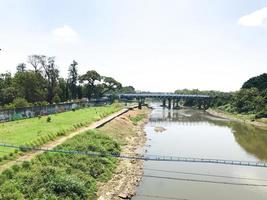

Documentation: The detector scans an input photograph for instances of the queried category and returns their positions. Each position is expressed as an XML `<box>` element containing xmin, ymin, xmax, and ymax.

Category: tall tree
<box><xmin>100</xmin><ymin>76</ymin><xmax>122</xmax><ymax>96</ymax></box>
<box><xmin>67</xmin><ymin>60</ymin><xmax>78</xmax><ymax>99</ymax></box>
<box><xmin>28</xmin><ymin>55</ymin><xmax>46</xmax><ymax>73</ymax></box>
<box><xmin>41</xmin><ymin>57</ymin><xmax>60</xmax><ymax>103</ymax></box>
<box><xmin>79</xmin><ymin>70</ymin><xmax>101</xmax><ymax>99</ymax></box>
<box><xmin>58</xmin><ymin>78</ymin><xmax>69</xmax><ymax>102</ymax></box>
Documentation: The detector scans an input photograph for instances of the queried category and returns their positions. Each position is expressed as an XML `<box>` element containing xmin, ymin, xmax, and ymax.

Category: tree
<box><xmin>242</xmin><ymin>73</ymin><xmax>267</xmax><ymax>91</ymax></box>
<box><xmin>58</xmin><ymin>78</ymin><xmax>69</xmax><ymax>102</ymax></box>
<box><xmin>100</xmin><ymin>76</ymin><xmax>122</xmax><ymax>95</ymax></box>
<box><xmin>16</xmin><ymin>63</ymin><xmax>26</xmax><ymax>73</ymax></box>
<box><xmin>0</xmin><ymin>72</ymin><xmax>15</xmax><ymax>105</ymax></box>
<box><xmin>79</xmin><ymin>70</ymin><xmax>101</xmax><ymax>99</ymax></box>
<box><xmin>118</xmin><ymin>86</ymin><xmax>135</xmax><ymax>94</ymax></box>
<box><xmin>0</xmin><ymin>87</ymin><xmax>17</xmax><ymax>105</ymax></box>
<box><xmin>67</xmin><ymin>60</ymin><xmax>78</xmax><ymax>99</ymax></box>
<box><xmin>0</xmin><ymin>72</ymin><xmax>12</xmax><ymax>88</ymax></box>
<box><xmin>232</xmin><ymin>88</ymin><xmax>264</xmax><ymax>114</ymax></box>
<box><xmin>28</xmin><ymin>55</ymin><xmax>46</xmax><ymax>73</ymax></box>
<box><xmin>13</xmin><ymin>70</ymin><xmax>46</xmax><ymax>103</ymax></box>
<box><xmin>43</xmin><ymin>57</ymin><xmax>60</xmax><ymax>103</ymax></box>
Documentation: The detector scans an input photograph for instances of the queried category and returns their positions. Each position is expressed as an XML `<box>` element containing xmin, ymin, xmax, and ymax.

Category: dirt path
<box><xmin>97</xmin><ymin>108</ymin><xmax>150</xmax><ymax>200</ymax></box>
<box><xmin>0</xmin><ymin>108</ymin><xmax>131</xmax><ymax>173</ymax></box>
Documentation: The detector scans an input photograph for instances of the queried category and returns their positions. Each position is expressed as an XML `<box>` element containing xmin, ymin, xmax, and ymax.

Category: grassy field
<box><xmin>0</xmin><ymin>104</ymin><xmax>122</xmax><ymax>160</ymax></box>
<box><xmin>0</xmin><ymin>130</ymin><xmax>120</xmax><ymax>200</ymax></box>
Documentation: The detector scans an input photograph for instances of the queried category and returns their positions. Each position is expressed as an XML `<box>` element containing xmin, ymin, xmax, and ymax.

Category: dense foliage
<box><xmin>0</xmin><ymin>130</ymin><xmax>120</xmax><ymax>200</ymax></box>
<box><xmin>175</xmin><ymin>73</ymin><xmax>267</xmax><ymax>119</ymax></box>
<box><xmin>0</xmin><ymin>55</ymin><xmax>135</xmax><ymax>109</ymax></box>
<box><xmin>242</xmin><ymin>73</ymin><xmax>267</xmax><ymax>91</ymax></box>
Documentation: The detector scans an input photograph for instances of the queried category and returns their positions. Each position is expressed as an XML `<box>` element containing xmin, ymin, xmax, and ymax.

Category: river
<box><xmin>133</xmin><ymin>104</ymin><xmax>267</xmax><ymax>200</ymax></box>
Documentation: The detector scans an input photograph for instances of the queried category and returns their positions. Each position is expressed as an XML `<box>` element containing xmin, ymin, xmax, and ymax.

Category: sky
<box><xmin>0</xmin><ymin>0</ymin><xmax>267</xmax><ymax>92</ymax></box>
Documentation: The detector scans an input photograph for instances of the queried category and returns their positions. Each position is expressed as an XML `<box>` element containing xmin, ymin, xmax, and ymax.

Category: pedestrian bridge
<box><xmin>119</xmin><ymin>93</ymin><xmax>211</xmax><ymax>109</ymax></box>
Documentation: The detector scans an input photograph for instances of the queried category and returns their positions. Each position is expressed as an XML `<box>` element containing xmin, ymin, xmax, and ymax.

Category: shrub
<box><xmin>12</xmin><ymin>97</ymin><xmax>29</xmax><ymax>108</ymax></box>
<box><xmin>22</xmin><ymin>161</ymin><xmax>31</xmax><ymax>169</ymax></box>
<box><xmin>47</xmin><ymin>116</ymin><xmax>51</xmax><ymax>123</ymax></box>
<box><xmin>0</xmin><ymin>182</ymin><xmax>24</xmax><ymax>200</ymax></box>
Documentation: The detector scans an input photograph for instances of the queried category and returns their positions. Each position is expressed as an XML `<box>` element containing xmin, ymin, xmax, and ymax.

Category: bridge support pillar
<box><xmin>173</xmin><ymin>98</ymin><xmax>175</xmax><ymax>108</ymax></box>
<box><xmin>168</xmin><ymin>98</ymin><xmax>171</xmax><ymax>109</ymax></box>
<box><xmin>163</xmin><ymin>99</ymin><xmax>166</xmax><ymax>107</ymax></box>
<box><xmin>138</xmin><ymin>98</ymin><xmax>142</xmax><ymax>109</ymax></box>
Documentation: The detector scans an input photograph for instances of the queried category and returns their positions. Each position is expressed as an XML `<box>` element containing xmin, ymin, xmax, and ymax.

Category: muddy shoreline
<box><xmin>97</xmin><ymin>108</ymin><xmax>151</xmax><ymax>200</ymax></box>
<box><xmin>206</xmin><ymin>108</ymin><xmax>267</xmax><ymax>130</ymax></box>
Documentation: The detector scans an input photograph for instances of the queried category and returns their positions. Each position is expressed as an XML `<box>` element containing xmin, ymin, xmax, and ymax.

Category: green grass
<box><xmin>0</xmin><ymin>104</ymin><xmax>122</xmax><ymax>160</ymax></box>
<box><xmin>211</xmin><ymin>108</ymin><xmax>267</xmax><ymax>124</ymax></box>
<box><xmin>0</xmin><ymin>130</ymin><xmax>120</xmax><ymax>200</ymax></box>
<box><xmin>129</xmin><ymin>114</ymin><xmax>146</xmax><ymax>125</ymax></box>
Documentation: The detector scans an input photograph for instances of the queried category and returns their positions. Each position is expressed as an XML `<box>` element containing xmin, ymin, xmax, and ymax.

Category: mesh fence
<box><xmin>0</xmin><ymin>99</ymin><xmax>110</xmax><ymax>122</ymax></box>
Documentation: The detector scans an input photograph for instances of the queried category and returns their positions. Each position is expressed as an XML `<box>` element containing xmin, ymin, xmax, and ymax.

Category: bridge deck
<box><xmin>119</xmin><ymin>93</ymin><xmax>210</xmax><ymax>99</ymax></box>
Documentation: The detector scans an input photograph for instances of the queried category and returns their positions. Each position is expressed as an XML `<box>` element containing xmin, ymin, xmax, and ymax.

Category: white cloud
<box><xmin>51</xmin><ymin>25</ymin><xmax>79</xmax><ymax>43</ymax></box>
<box><xmin>238</xmin><ymin>7</ymin><xmax>267</xmax><ymax>27</ymax></box>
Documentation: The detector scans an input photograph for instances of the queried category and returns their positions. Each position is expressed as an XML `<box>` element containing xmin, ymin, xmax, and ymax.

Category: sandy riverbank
<box><xmin>97</xmin><ymin>107</ymin><xmax>150</xmax><ymax>200</ymax></box>
<box><xmin>206</xmin><ymin>108</ymin><xmax>267</xmax><ymax>130</ymax></box>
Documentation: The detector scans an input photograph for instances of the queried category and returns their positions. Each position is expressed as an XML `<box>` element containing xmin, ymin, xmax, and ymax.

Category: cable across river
<box><xmin>0</xmin><ymin>143</ymin><xmax>267</xmax><ymax>168</ymax></box>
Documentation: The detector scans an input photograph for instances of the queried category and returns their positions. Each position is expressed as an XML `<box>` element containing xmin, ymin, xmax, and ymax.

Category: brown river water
<box><xmin>133</xmin><ymin>104</ymin><xmax>267</xmax><ymax>200</ymax></box>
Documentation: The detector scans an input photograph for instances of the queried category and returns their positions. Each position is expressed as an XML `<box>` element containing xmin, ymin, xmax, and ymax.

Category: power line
<box><xmin>142</xmin><ymin>174</ymin><xmax>267</xmax><ymax>187</ymax></box>
<box><xmin>144</xmin><ymin>168</ymin><xmax>267</xmax><ymax>182</ymax></box>
<box><xmin>136</xmin><ymin>194</ymin><xmax>189</xmax><ymax>200</ymax></box>
<box><xmin>0</xmin><ymin>143</ymin><xmax>267</xmax><ymax>169</ymax></box>
<box><xmin>2</xmin><ymin>143</ymin><xmax>267</xmax><ymax>187</ymax></box>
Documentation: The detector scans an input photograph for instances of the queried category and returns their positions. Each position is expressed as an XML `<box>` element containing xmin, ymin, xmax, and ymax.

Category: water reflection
<box><xmin>150</xmin><ymin>106</ymin><xmax>267</xmax><ymax>161</ymax></box>
<box><xmin>231</xmin><ymin>122</ymin><xmax>267</xmax><ymax>161</ymax></box>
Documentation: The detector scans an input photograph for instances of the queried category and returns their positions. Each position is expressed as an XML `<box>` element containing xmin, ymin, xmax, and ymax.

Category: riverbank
<box><xmin>0</xmin><ymin>106</ymin><xmax>151</xmax><ymax>199</ymax></box>
<box><xmin>0</xmin><ymin>105</ymin><xmax>125</xmax><ymax>173</ymax></box>
<box><xmin>206</xmin><ymin>108</ymin><xmax>267</xmax><ymax>130</ymax></box>
<box><xmin>97</xmin><ymin>107</ymin><xmax>150</xmax><ymax>200</ymax></box>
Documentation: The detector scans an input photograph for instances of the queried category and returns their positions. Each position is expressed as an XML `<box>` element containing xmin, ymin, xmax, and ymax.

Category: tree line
<box><xmin>175</xmin><ymin>73</ymin><xmax>267</xmax><ymax>119</ymax></box>
<box><xmin>0</xmin><ymin>55</ymin><xmax>135</xmax><ymax>109</ymax></box>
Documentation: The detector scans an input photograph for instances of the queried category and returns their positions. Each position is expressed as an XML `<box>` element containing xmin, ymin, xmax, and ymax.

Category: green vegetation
<box><xmin>130</xmin><ymin>114</ymin><xmax>146</xmax><ymax>125</ymax></box>
<box><xmin>0</xmin><ymin>130</ymin><xmax>120</xmax><ymax>200</ymax></box>
<box><xmin>175</xmin><ymin>73</ymin><xmax>267</xmax><ymax>120</ymax></box>
<box><xmin>0</xmin><ymin>55</ymin><xmax>135</xmax><ymax>109</ymax></box>
<box><xmin>0</xmin><ymin>104</ymin><xmax>121</xmax><ymax>161</ymax></box>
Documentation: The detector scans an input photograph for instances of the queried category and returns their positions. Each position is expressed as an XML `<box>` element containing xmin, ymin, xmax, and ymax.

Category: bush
<box><xmin>47</xmin><ymin>116</ymin><xmax>51</xmax><ymax>123</ymax></box>
<box><xmin>12</xmin><ymin>97</ymin><xmax>29</xmax><ymax>108</ymax></box>
<box><xmin>0</xmin><ymin>182</ymin><xmax>24</xmax><ymax>200</ymax></box>
<box><xmin>52</xmin><ymin>95</ymin><xmax>61</xmax><ymax>104</ymax></box>
<box><xmin>255</xmin><ymin>110</ymin><xmax>267</xmax><ymax>119</ymax></box>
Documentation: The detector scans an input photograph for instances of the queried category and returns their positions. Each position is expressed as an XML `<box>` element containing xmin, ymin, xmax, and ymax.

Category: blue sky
<box><xmin>0</xmin><ymin>0</ymin><xmax>267</xmax><ymax>92</ymax></box>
